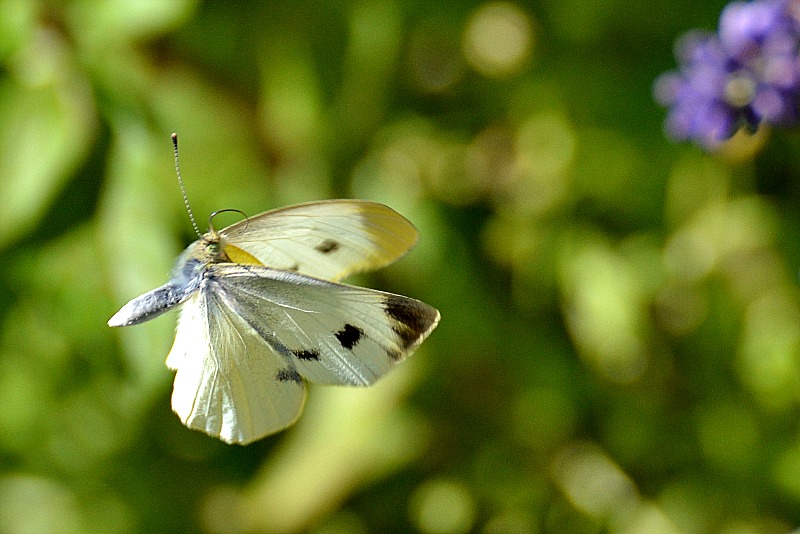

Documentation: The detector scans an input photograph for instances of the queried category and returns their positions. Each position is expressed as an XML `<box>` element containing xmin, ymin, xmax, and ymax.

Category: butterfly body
<box><xmin>109</xmin><ymin>200</ymin><xmax>439</xmax><ymax>445</ymax></box>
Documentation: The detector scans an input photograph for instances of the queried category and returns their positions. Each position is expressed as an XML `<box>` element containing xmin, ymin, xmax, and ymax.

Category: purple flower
<box><xmin>719</xmin><ymin>0</ymin><xmax>791</xmax><ymax>60</ymax></box>
<box><xmin>654</xmin><ymin>32</ymin><xmax>756</xmax><ymax>147</ymax></box>
<box><xmin>655</xmin><ymin>0</ymin><xmax>800</xmax><ymax>148</ymax></box>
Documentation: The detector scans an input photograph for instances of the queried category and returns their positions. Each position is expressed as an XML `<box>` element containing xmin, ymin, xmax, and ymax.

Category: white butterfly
<box><xmin>108</xmin><ymin>137</ymin><xmax>439</xmax><ymax>445</ymax></box>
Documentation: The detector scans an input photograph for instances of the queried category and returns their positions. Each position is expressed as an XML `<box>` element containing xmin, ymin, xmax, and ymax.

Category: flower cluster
<box><xmin>655</xmin><ymin>0</ymin><xmax>800</xmax><ymax>148</ymax></box>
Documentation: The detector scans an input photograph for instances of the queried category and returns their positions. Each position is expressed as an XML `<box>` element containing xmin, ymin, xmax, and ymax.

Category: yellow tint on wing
<box><xmin>356</xmin><ymin>201</ymin><xmax>420</xmax><ymax>268</ymax></box>
<box><xmin>225</xmin><ymin>244</ymin><xmax>264</xmax><ymax>265</ymax></box>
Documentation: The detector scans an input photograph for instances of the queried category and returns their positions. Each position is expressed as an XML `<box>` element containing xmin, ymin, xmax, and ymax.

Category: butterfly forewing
<box><xmin>219</xmin><ymin>200</ymin><xmax>419</xmax><ymax>281</ymax></box>
<box><xmin>167</xmin><ymin>288</ymin><xmax>307</xmax><ymax>444</ymax></box>
<box><xmin>210</xmin><ymin>264</ymin><xmax>440</xmax><ymax>387</ymax></box>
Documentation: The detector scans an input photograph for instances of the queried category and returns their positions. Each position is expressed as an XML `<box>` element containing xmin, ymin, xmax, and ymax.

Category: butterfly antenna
<box><xmin>208</xmin><ymin>208</ymin><xmax>249</xmax><ymax>235</ymax></box>
<box><xmin>172</xmin><ymin>133</ymin><xmax>202</xmax><ymax>238</ymax></box>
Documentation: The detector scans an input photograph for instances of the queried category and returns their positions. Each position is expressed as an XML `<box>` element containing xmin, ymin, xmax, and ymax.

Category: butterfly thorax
<box><xmin>170</xmin><ymin>234</ymin><xmax>229</xmax><ymax>283</ymax></box>
<box><xmin>170</xmin><ymin>232</ymin><xmax>265</xmax><ymax>287</ymax></box>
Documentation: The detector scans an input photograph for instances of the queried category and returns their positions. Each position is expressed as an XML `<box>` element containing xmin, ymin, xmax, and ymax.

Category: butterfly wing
<box><xmin>166</xmin><ymin>284</ymin><xmax>307</xmax><ymax>445</ymax></box>
<box><xmin>208</xmin><ymin>263</ymin><xmax>440</xmax><ymax>387</ymax></box>
<box><xmin>219</xmin><ymin>200</ymin><xmax>419</xmax><ymax>281</ymax></box>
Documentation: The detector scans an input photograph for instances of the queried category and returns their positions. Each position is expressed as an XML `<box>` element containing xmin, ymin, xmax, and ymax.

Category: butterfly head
<box><xmin>200</xmin><ymin>235</ymin><xmax>227</xmax><ymax>261</ymax></box>
<box><xmin>177</xmin><ymin>230</ymin><xmax>262</xmax><ymax>275</ymax></box>
<box><xmin>168</xmin><ymin>235</ymin><xmax>225</xmax><ymax>281</ymax></box>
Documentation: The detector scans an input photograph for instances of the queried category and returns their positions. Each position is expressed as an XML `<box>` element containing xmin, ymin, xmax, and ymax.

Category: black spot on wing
<box><xmin>276</xmin><ymin>368</ymin><xmax>302</xmax><ymax>383</ymax></box>
<box><xmin>335</xmin><ymin>324</ymin><xmax>363</xmax><ymax>350</ymax></box>
<box><xmin>287</xmin><ymin>263</ymin><xmax>300</xmax><ymax>272</ymax></box>
<box><xmin>314</xmin><ymin>239</ymin><xmax>340</xmax><ymax>254</ymax></box>
<box><xmin>384</xmin><ymin>295</ymin><xmax>437</xmax><ymax>349</ymax></box>
<box><xmin>293</xmin><ymin>349</ymin><xmax>320</xmax><ymax>361</ymax></box>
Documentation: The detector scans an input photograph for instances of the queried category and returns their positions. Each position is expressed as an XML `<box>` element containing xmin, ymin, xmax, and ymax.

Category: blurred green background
<box><xmin>2</xmin><ymin>0</ymin><xmax>800</xmax><ymax>532</ymax></box>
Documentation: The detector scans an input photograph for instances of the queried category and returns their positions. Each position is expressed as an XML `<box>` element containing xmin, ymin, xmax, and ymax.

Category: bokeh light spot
<box><xmin>463</xmin><ymin>2</ymin><xmax>534</xmax><ymax>78</ymax></box>
<box><xmin>737</xmin><ymin>291</ymin><xmax>800</xmax><ymax>408</ymax></box>
<box><xmin>560</xmin><ymin>240</ymin><xmax>650</xmax><ymax>383</ymax></box>
<box><xmin>552</xmin><ymin>442</ymin><xmax>637</xmax><ymax>518</ymax></box>
<box><xmin>0</xmin><ymin>475</ymin><xmax>84</xmax><ymax>534</ymax></box>
<box><xmin>505</xmin><ymin>112</ymin><xmax>574</xmax><ymax>215</ymax></box>
<box><xmin>409</xmin><ymin>479</ymin><xmax>476</xmax><ymax>534</ymax></box>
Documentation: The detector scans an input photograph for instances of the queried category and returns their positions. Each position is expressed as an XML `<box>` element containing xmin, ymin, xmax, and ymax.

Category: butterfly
<box><xmin>107</xmin><ymin>135</ymin><xmax>440</xmax><ymax>445</ymax></box>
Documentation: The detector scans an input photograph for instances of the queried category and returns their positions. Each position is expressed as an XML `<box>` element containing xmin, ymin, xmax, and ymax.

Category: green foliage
<box><xmin>1</xmin><ymin>1</ymin><xmax>799</xmax><ymax>533</ymax></box>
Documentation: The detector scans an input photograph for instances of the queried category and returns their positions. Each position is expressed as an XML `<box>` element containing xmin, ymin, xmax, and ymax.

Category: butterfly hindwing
<box><xmin>209</xmin><ymin>263</ymin><xmax>440</xmax><ymax>387</ymax></box>
<box><xmin>166</xmin><ymin>287</ymin><xmax>307</xmax><ymax>445</ymax></box>
<box><xmin>219</xmin><ymin>200</ymin><xmax>419</xmax><ymax>281</ymax></box>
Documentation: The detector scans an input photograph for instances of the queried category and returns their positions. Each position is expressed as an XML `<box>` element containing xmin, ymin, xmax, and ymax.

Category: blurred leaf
<box><xmin>66</xmin><ymin>0</ymin><xmax>196</xmax><ymax>48</ymax></box>
<box><xmin>0</xmin><ymin>78</ymin><xmax>95</xmax><ymax>247</ymax></box>
<box><xmin>99</xmin><ymin>124</ymin><xmax>178</xmax><ymax>392</ymax></box>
